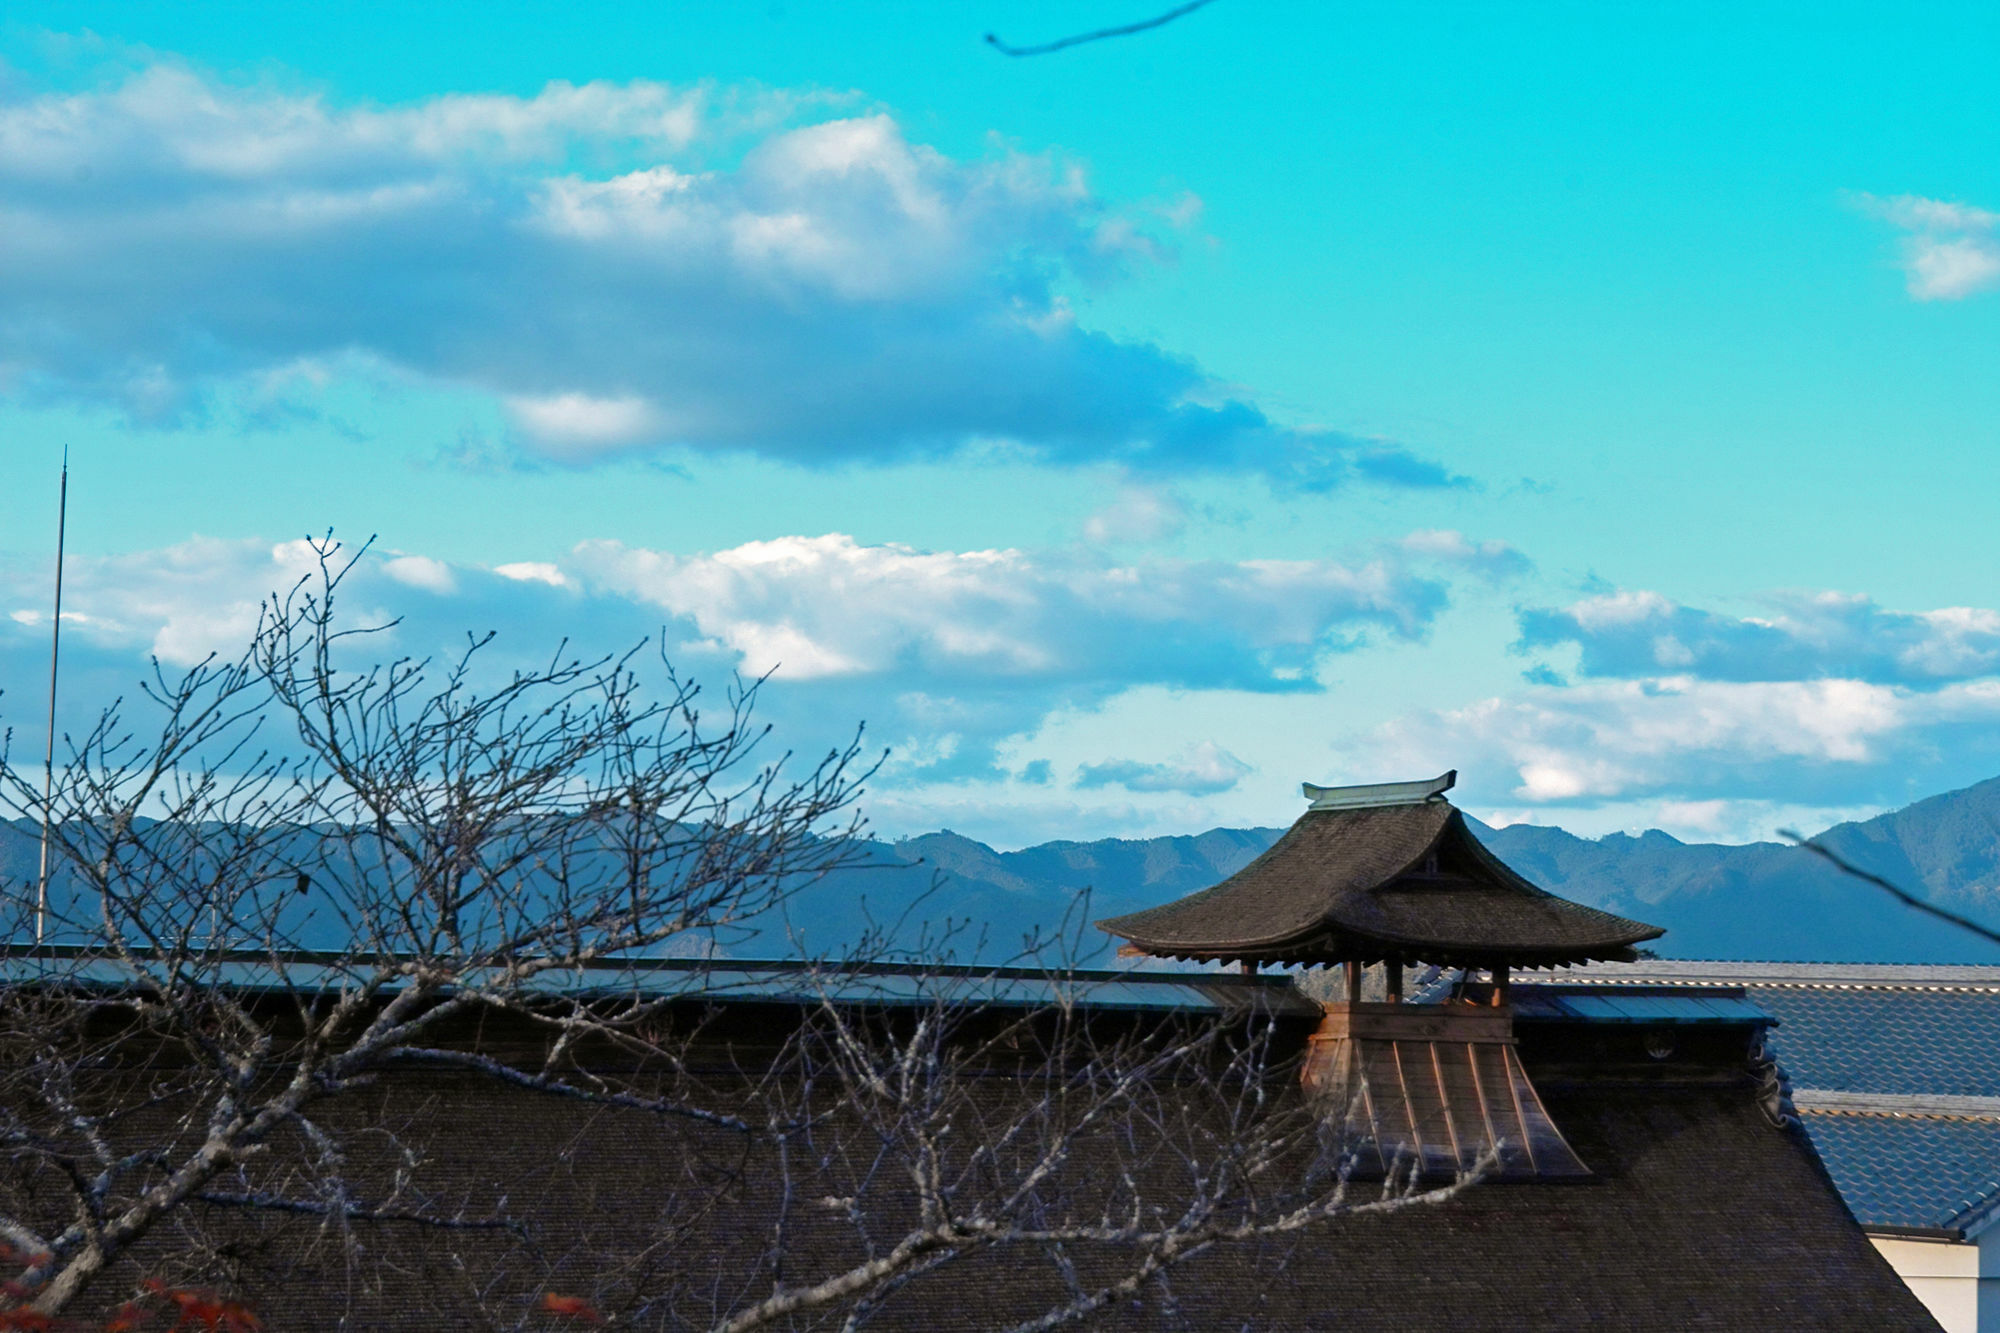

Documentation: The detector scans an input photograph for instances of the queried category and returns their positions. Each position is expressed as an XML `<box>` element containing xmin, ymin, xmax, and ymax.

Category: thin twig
<box><xmin>1780</xmin><ymin>830</ymin><xmax>2000</xmax><ymax>948</ymax></box>
<box><xmin>986</xmin><ymin>0</ymin><xmax>1221</xmax><ymax>56</ymax></box>
<box><xmin>194</xmin><ymin>1191</ymin><xmax>525</xmax><ymax>1235</ymax></box>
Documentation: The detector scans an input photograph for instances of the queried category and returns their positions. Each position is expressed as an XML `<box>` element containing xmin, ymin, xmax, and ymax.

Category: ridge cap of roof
<box><xmin>1797</xmin><ymin>1089</ymin><xmax>2000</xmax><ymax>1119</ymax></box>
<box><xmin>1300</xmin><ymin>769</ymin><xmax>1456</xmax><ymax>811</ymax></box>
<box><xmin>1552</xmin><ymin>959</ymin><xmax>2000</xmax><ymax>992</ymax></box>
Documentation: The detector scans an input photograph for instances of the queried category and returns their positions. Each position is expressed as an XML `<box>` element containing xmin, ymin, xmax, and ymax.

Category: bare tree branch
<box><xmin>986</xmin><ymin>0</ymin><xmax>1222</xmax><ymax>56</ymax></box>
<box><xmin>1781</xmin><ymin>829</ymin><xmax>2000</xmax><ymax>949</ymax></box>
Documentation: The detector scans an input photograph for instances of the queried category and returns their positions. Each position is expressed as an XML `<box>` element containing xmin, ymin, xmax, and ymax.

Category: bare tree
<box><xmin>0</xmin><ymin>538</ymin><xmax>1466</xmax><ymax>1329</ymax></box>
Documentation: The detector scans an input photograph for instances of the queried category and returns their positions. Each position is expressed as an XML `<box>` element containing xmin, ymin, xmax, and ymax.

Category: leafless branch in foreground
<box><xmin>0</xmin><ymin>534</ymin><xmax>876</xmax><ymax>1319</ymax></box>
<box><xmin>986</xmin><ymin>0</ymin><xmax>1222</xmax><ymax>57</ymax></box>
<box><xmin>1781</xmin><ymin>829</ymin><xmax>2000</xmax><ymax>949</ymax></box>
<box><xmin>622</xmin><ymin>950</ymin><xmax>1481</xmax><ymax>1332</ymax></box>
<box><xmin>0</xmin><ymin>534</ymin><xmax>1470</xmax><ymax>1328</ymax></box>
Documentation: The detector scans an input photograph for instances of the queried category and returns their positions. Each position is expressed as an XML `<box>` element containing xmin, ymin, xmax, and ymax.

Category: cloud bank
<box><xmin>0</xmin><ymin>529</ymin><xmax>1508</xmax><ymax>800</ymax></box>
<box><xmin>570</xmin><ymin>533</ymin><xmax>1457</xmax><ymax>689</ymax></box>
<box><xmin>1345</xmin><ymin>586</ymin><xmax>2000</xmax><ymax>836</ymax></box>
<box><xmin>1519</xmin><ymin>589</ymin><xmax>2000</xmax><ymax>684</ymax></box>
<box><xmin>0</xmin><ymin>61</ymin><xmax>1451</xmax><ymax>489</ymax></box>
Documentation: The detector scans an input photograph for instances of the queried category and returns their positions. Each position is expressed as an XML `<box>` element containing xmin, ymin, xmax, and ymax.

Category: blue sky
<box><xmin>3</xmin><ymin>2</ymin><xmax>2000</xmax><ymax>847</ymax></box>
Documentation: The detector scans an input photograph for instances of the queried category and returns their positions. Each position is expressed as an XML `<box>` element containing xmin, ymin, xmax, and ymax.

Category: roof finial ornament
<box><xmin>1300</xmin><ymin>770</ymin><xmax>1455</xmax><ymax>811</ymax></box>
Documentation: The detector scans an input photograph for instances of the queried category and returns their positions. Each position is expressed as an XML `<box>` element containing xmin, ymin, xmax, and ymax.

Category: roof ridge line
<box><xmin>1796</xmin><ymin>1089</ymin><xmax>2000</xmax><ymax>1120</ymax></box>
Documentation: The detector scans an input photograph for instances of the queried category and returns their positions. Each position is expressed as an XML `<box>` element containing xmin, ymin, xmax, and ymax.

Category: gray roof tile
<box><xmin>1802</xmin><ymin>1113</ymin><xmax>2000</xmax><ymax>1231</ymax></box>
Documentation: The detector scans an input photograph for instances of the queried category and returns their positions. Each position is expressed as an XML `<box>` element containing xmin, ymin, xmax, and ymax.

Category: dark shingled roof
<box><xmin>1171</xmin><ymin>1082</ymin><xmax>1937</xmax><ymax>1330</ymax></box>
<box><xmin>1098</xmin><ymin>801</ymin><xmax>1662</xmax><ymax>967</ymax></box>
<box><xmin>70</xmin><ymin>980</ymin><xmax>1926</xmax><ymax>1330</ymax></box>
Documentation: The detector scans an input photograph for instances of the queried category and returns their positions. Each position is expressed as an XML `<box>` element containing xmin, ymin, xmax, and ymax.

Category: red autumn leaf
<box><xmin>0</xmin><ymin>1310</ymin><xmax>56</xmax><ymax>1332</ymax></box>
<box><xmin>103</xmin><ymin>1301</ymin><xmax>152</xmax><ymax>1333</ymax></box>
<box><xmin>135</xmin><ymin>1284</ymin><xmax>257</xmax><ymax>1333</ymax></box>
<box><xmin>538</xmin><ymin>1293</ymin><xmax>605</xmax><ymax>1324</ymax></box>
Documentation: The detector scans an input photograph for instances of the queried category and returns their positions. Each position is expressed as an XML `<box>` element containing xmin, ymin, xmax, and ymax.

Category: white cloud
<box><xmin>0</xmin><ymin>58</ymin><xmax>1452</xmax><ymax>490</ymax></box>
<box><xmin>1519</xmin><ymin>587</ymin><xmax>2000</xmax><ymax>684</ymax></box>
<box><xmin>1396</xmin><ymin>529</ymin><xmax>1533</xmax><ymax>581</ymax></box>
<box><xmin>505</xmin><ymin>393</ymin><xmax>661</xmax><ymax>451</ymax></box>
<box><xmin>17</xmin><ymin>533</ymin><xmax>2000</xmax><ymax>851</ymax></box>
<box><xmin>1906</xmin><ymin>237</ymin><xmax>2000</xmax><ymax>302</ymax></box>
<box><xmin>493</xmin><ymin>562</ymin><xmax>570</xmax><ymax>587</ymax></box>
<box><xmin>381</xmin><ymin>554</ymin><xmax>456</xmax><ymax>594</ymax></box>
<box><xmin>1081</xmin><ymin>486</ymin><xmax>1186</xmax><ymax>544</ymax></box>
<box><xmin>1076</xmin><ymin>741</ymin><xmax>1253</xmax><ymax>795</ymax></box>
<box><xmin>0</xmin><ymin>65</ymin><xmax>717</xmax><ymax>181</ymax></box>
<box><xmin>1359</xmin><ymin>673</ymin><xmax>2000</xmax><ymax>819</ymax></box>
<box><xmin>0</xmin><ymin>536</ymin><xmax>277</xmax><ymax>667</ymax></box>
<box><xmin>0</xmin><ymin>529</ymin><xmax>1486</xmax><ymax>801</ymax></box>
<box><xmin>566</xmin><ymin>532</ymin><xmax>1447</xmax><ymax>684</ymax></box>
<box><xmin>1869</xmin><ymin>195</ymin><xmax>2000</xmax><ymax>233</ymax></box>
<box><xmin>1854</xmin><ymin>191</ymin><xmax>2000</xmax><ymax>301</ymax></box>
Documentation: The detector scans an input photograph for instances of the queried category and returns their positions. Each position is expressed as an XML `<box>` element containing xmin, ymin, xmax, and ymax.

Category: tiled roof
<box><xmin>1555</xmin><ymin>961</ymin><xmax>2000</xmax><ymax>1096</ymax></box>
<box><xmin>1559</xmin><ymin>960</ymin><xmax>2000</xmax><ymax>1234</ymax></box>
<box><xmin>1801</xmin><ymin>1113</ymin><xmax>2000</xmax><ymax>1232</ymax></box>
<box><xmin>1757</xmin><ymin>986</ymin><xmax>2000</xmax><ymax>1097</ymax></box>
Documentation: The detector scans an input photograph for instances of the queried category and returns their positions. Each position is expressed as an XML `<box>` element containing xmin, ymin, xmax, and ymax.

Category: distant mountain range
<box><xmin>11</xmin><ymin>777</ymin><xmax>2000</xmax><ymax>965</ymax></box>
<box><xmin>800</xmin><ymin>776</ymin><xmax>2000</xmax><ymax>965</ymax></box>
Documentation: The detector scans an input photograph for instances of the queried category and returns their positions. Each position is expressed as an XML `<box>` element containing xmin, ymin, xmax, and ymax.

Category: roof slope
<box><xmin>134</xmin><ymin>1039</ymin><xmax>1930</xmax><ymax>1329</ymax></box>
<box><xmin>1099</xmin><ymin>802</ymin><xmax>1662</xmax><ymax>967</ymax></box>
<box><xmin>1805</xmin><ymin>1113</ymin><xmax>2000</xmax><ymax>1234</ymax></box>
<box><xmin>1123</xmin><ymin>1082</ymin><xmax>1935</xmax><ymax>1330</ymax></box>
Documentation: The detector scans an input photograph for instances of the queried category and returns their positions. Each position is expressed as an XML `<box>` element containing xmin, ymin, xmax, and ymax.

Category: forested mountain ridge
<box><xmin>868</xmin><ymin>777</ymin><xmax>2000</xmax><ymax>964</ymax></box>
<box><xmin>9</xmin><ymin>778</ymin><xmax>1999</xmax><ymax>964</ymax></box>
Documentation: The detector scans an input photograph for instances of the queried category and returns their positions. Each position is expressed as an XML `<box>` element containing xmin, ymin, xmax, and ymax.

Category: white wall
<box><xmin>1872</xmin><ymin>1234</ymin><xmax>1978</xmax><ymax>1333</ymax></box>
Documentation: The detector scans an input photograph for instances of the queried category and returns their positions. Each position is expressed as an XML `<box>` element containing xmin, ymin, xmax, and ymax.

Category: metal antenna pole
<box><xmin>36</xmin><ymin>449</ymin><xmax>67</xmax><ymax>945</ymax></box>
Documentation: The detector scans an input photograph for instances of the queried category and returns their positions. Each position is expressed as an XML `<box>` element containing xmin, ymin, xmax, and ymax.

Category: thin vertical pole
<box><xmin>36</xmin><ymin>451</ymin><xmax>68</xmax><ymax>946</ymax></box>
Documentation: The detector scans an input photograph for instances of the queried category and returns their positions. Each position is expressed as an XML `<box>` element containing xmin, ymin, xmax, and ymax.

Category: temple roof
<box><xmin>1097</xmin><ymin>778</ymin><xmax>1663</xmax><ymax>967</ymax></box>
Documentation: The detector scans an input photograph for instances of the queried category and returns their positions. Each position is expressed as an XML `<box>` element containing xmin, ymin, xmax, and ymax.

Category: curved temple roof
<box><xmin>1098</xmin><ymin>784</ymin><xmax>1663</xmax><ymax>968</ymax></box>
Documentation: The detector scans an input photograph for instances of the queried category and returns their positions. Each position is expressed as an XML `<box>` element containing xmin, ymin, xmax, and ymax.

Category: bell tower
<box><xmin>1098</xmin><ymin>772</ymin><xmax>1664</xmax><ymax>1179</ymax></box>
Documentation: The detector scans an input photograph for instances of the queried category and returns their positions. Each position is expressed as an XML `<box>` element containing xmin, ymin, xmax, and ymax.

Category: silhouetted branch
<box><xmin>986</xmin><ymin>0</ymin><xmax>1221</xmax><ymax>56</ymax></box>
<box><xmin>195</xmin><ymin>1191</ymin><xmax>526</xmax><ymax>1235</ymax></box>
<box><xmin>1780</xmin><ymin>829</ymin><xmax>2000</xmax><ymax>949</ymax></box>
